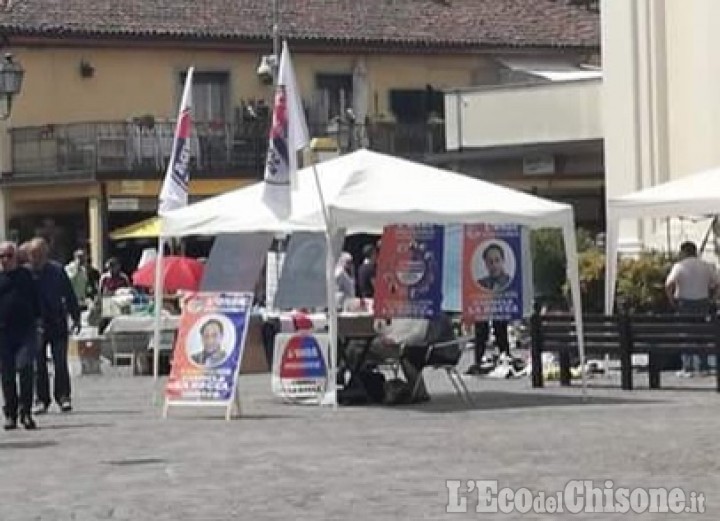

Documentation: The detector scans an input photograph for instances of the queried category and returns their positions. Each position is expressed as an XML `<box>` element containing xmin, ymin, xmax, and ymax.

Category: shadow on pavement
<box><xmin>0</xmin><ymin>440</ymin><xmax>58</xmax><ymax>450</ymax></box>
<box><xmin>71</xmin><ymin>410</ymin><xmax>143</xmax><ymax>416</ymax></box>
<box><xmin>168</xmin><ymin>413</ymin><xmax>301</xmax><ymax>421</ymax></box>
<box><xmin>575</xmin><ymin>381</ymin><xmax>720</xmax><ymax>394</ymax></box>
<box><xmin>393</xmin><ymin>390</ymin><xmax>660</xmax><ymax>414</ymax></box>
<box><xmin>103</xmin><ymin>457</ymin><xmax>168</xmax><ymax>466</ymax></box>
<box><xmin>40</xmin><ymin>422</ymin><xmax>115</xmax><ymax>430</ymax></box>
<box><xmin>635</xmin><ymin>385</ymin><xmax>720</xmax><ymax>393</ymax></box>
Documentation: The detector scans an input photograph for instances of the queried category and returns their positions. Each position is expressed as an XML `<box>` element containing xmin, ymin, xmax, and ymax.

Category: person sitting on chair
<box><xmin>349</xmin><ymin>313</ymin><xmax>454</xmax><ymax>403</ymax></box>
<box><xmin>191</xmin><ymin>319</ymin><xmax>228</xmax><ymax>367</ymax></box>
<box><xmin>366</xmin><ymin>317</ymin><xmax>430</xmax><ymax>402</ymax></box>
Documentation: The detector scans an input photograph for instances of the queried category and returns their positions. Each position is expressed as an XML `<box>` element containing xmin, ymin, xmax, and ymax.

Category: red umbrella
<box><xmin>132</xmin><ymin>256</ymin><xmax>205</xmax><ymax>293</ymax></box>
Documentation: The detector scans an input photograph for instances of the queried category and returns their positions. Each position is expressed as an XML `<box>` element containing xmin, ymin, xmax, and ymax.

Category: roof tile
<box><xmin>0</xmin><ymin>0</ymin><xmax>599</xmax><ymax>48</ymax></box>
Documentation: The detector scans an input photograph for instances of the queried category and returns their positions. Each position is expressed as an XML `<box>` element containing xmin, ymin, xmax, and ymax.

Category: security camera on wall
<box><xmin>257</xmin><ymin>55</ymin><xmax>277</xmax><ymax>85</ymax></box>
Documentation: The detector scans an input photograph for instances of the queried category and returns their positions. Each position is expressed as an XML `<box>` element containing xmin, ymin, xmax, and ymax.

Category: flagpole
<box><xmin>309</xmin><ymin>160</ymin><xmax>338</xmax><ymax>409</ymax></box>
<box><xmin>153</xmin><ymin>236</ymin><xmax>165</xmax><ymax>381</ymax></box>
<box><xmin>155</xmin><ymin>66</ymin><xmax>194</xmax><ymax>391</ymax></box>
<box><xmin>265</xmin><ymin>41</ymin><xmax>336</xmax><ymax>406</ymax></box>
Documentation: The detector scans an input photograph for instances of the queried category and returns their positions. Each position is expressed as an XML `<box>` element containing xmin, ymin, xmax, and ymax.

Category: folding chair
<box><xmin>409</xmin><ymin>334</ymin><xmax>475</xmax><ymax>405</ymax></box>
<box><xmin>107</xmin><ymin>332</ymin><xmax>149</xmax><ymax>375</ymax></box>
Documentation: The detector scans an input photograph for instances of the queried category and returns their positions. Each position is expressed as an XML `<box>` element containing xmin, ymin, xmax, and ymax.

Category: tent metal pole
<box><xmin>604</xmin><ymin>215</ymin><xmax>621</xmax><ymax>315</ymax></box>
<box><xmin>699</xmin><ymin>216</ymin><xmax>717</xmax><ymax>255</ymax></box>
<box><xmin>309</xmin><ymin>161</ymin><xmax>338</xmax><ymax>409</ymax></box>
<box><xmin>562</xmin><ymin>223</ymin><xmax>587</xmax><ymax>397</ymax></box>
<box><xmin>323</xmin><ymin>227</ymin><xmax>338</xmax><ymax>409</ymax></box>
<box><xmin>153</xmin><ymin>236</ymin><xmax>165</xmax><ymax>381</ymax></box>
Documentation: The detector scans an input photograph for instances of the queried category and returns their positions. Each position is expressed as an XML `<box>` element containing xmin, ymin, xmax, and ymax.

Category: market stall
<box><xmin>160</xmin><ymin>149</ymin><xmax>586</xmax><ymax>399</ymax></box>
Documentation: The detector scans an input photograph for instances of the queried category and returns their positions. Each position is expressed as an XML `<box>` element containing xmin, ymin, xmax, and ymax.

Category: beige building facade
<box><xmin>0</xmin><ymin>42</ymin><xmax>500</xmax><ymax>266</ymax></box>
<box><xmin>0</xmin><ymin>0</ymin><xmax>599</xmax><ymax>268</ymax></box>
<box><xmin>602</xmin><ymin>0</ymin><xmax>720</xmax><ymax>252</ymax></box>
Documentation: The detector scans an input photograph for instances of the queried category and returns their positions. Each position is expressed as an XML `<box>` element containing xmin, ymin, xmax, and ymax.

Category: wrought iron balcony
<box><xmin>5</xmin><ymin>119</ymin><xmax>445</xmax><ymax>184</ymax></box>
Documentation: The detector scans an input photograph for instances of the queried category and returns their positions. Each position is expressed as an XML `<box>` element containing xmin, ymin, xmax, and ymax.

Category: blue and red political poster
<box><xmin>462</xmin><ymin>224</ymin><xmax>528</xmax><ymax>322</ymax></box>
<box><xmin>271</xmin><ymin>333</ymin><xmax>329</xmax><ymax>403</ymax></box>
<box><xmin>374</xmin><ymin>224</ymin><xmax>444</xmax><ymax>319</ymax></box>
<box><xmin>165</xmin><ymin>292</ymin><xmax>253</xmax><ymax>403</ymax></box>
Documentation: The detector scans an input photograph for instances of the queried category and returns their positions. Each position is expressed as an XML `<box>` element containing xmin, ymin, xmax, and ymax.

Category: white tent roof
<box><xmin>162</xmin><ymin>149</ymin><xmax>574</xmax><ymax>236</ymax></box>
<box><xmin>158</xmin><ymin>181</ymin><xmax>314</xmax><ymax>236</ymax></box>
<box><xmin>607</xmin><ymin>167</ymin><xmax>720</xmax><ymax>219</ymax></box>
<box><xmin>604</xmin><ymin>166</ymin><xmax>720</xmax><ymax>313</ymax></box>
<box><xmin>298</xmin><ymin>150</ymin><xmax>573</xmax><ymax>230</ymax></box>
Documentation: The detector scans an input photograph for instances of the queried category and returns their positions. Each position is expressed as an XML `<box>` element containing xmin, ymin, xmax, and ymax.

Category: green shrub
<box><xmin>572</xmin><ymin>249</ymin><xmax>674</xmax><ymax>313</ymax></box>
<box><xmin>530</xmin><ymin>228</ymin><xmax>596</xmax><ymax>305</ymax></box>
<box><xmin>530</xmin><ymin>228</ymin><xmax>674</xmax><ymax>313</ymax></box>
<box><xmin>530</xmin><ymin>229</ymin><xmax>567</xmax><ymax>301</ymax></box>
<box><xmin>616</xmin><ymin>251</ymin><xmax>675</xmax><ymax>312</ymax></box>
<box><xmin>576</xmin><ymin>247</ymin><xmax>605</xmax><ymax>312</ymax></box>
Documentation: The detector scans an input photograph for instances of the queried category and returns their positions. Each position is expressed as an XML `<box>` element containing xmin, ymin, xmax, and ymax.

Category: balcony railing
<box><xmin>7</xmin><ymin>120</ymin><xmax>445</xmax><ymax>183</ymax></box>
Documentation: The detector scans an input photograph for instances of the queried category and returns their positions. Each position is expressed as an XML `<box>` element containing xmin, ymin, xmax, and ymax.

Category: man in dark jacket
<box><xmin>0</xmin><ymin>241</ymin><xmax>41</xmax><ymax>430</ymax></box>
<box><xmin>356</xmin><ymin>243</ymin><xmax>378</xmax><ymax>299</ymax></box>
<box><xmin>28</xmin><ymin>237</ymin><xmax>81</xmax><ymax>414</ymax></box>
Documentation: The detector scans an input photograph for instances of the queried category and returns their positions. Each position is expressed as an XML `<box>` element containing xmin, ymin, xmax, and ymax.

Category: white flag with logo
<box><xmin>263</xmin><ymin>41</ymin><xmax>310</xmax><ymax>217</ymax></box>
<box><xmin>159</xmin><ymin>67</ymin><xmax>194</xmax><ymax>214</ymax></box>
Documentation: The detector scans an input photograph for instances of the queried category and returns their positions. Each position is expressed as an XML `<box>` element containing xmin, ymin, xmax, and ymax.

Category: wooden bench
<box><xmin>630</xmin><ymin>314</ymin><xmax>720</xmax><ymax>391</ymax></box>
<box><xmin>530</xmin><ymin>307</ymin><xmax>720</xmax><ymax>391</ymax></box>
<box><xmin>530</xmin><ymin>312</ymin><xmax>628</xmax><ymax>388</ymax></box>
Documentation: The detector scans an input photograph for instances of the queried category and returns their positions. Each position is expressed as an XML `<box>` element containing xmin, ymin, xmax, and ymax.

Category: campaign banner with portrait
<box><xmin>165</xmin><ymin>292</ymin><xmax>253</xmax><ymax>408</ymax></box>
<box><xmin>374</xmin><ymin>224</ymin><xmax>444</xmax><ymax>319</ymax></box>
<box><xmin>271</xmin><ymin>332</ymin><xmax>329</xmax><ymax>404</ymax></box>
<box><xmin>462</xmin><ymin>224</ymin><xmax>531</xmax><ymax>322</ymax></box>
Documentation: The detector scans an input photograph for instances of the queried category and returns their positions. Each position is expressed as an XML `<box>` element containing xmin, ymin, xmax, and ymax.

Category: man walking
<box><xmin>29</xmin><ymin>238</ymin><xmax>81</xmax><ymax>413</ymax></box>
<box><xmin>0</xmin><ymin>242</ymin><xmax>41</xmax><ymax>430</ymax></box>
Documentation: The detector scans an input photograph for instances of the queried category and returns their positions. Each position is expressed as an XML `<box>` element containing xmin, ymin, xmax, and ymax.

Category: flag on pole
<box><xmin>159</xmin><ymin>67</ymin><xmax>194</xmax><ymax>214</ymax></box>
<box><xmin>264</xmin><ymin>41</ymin><xmax>310</xmax><ymax>201</ymax></box>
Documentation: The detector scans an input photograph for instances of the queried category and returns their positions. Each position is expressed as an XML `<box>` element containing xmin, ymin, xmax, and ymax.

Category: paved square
<box><xmin>0</xmin><ymin>366</ymin><xmax>717</xmax><ymax>520</ymax></box>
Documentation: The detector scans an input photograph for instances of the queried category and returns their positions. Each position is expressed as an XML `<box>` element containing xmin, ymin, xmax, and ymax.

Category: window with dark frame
<box><xmin>180</xmin><ymin>71</ymin><xmax>230</xmax><ymax>123</ymax></box>
<box><xmin>389</xmin><ymin>87</ymin><xmax>444</xmax><ymax>124</ymax></box>
<box><xmin>314</xmin><ymin>73</ymin><xmax>353</xmax><ymax>124</ymax></box>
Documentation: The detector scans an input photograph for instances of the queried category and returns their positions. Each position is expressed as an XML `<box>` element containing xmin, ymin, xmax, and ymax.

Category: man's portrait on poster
<box><xmin>472</xmin><ymin>240</ymin><xmax>516</xmax><ymax>293</ymax></box>
<box><xmin>187</xmin><ymin>314</ymin><xmax>236</xmax><ymax>368</ymax></box>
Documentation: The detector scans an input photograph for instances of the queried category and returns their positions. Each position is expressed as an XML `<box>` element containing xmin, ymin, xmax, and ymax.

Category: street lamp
<box><xmin>0</xmin><ymin>53</ymin><xmax>24</xmax><ymax>120</ymax></box>
<box><xmin>256</xmin><ymin>0</ymin><xmax>280</xmax><ymax>84</ymax></box>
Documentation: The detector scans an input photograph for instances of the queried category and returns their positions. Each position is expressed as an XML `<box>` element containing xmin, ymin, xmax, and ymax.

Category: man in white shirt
<box><xmin>665</xmin><ymin>241</ymin><xmax>718</xmax><ymax>375</ymax></box>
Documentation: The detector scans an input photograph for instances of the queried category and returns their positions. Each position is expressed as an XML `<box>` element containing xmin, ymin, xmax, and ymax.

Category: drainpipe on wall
<box><xmin>0</xmin><ymin>189</ymin><xmax>7</xmax><ymax>243</ymax></box>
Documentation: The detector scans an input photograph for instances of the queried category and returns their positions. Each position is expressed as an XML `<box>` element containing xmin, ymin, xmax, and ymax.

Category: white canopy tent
<box><xmin>159</xmin><ymin>149</ymin><xmax>587</xmax><ymax>398</ymax></box>
<box><xmin>605</xmin><ymin>166</ymin><xmax>720</xmax><ymax>313</ymax></box>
